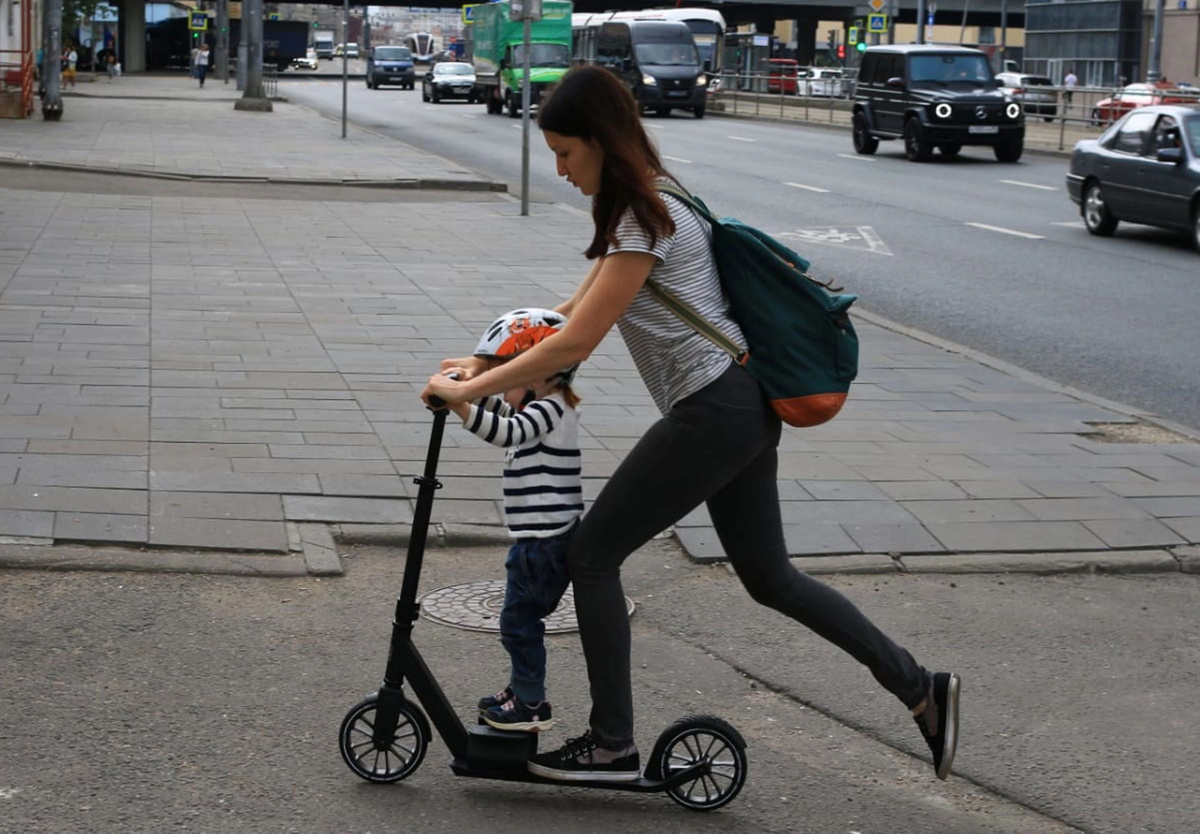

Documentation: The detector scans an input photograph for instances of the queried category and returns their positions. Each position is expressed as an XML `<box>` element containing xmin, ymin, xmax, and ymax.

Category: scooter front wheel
<box><xmin>646</xmin><ymin>715</ymin><xmax>747</xmax><ymax>811</ymax></box>
<box><xmin>339</xmin><ymin>694</ymin><xmax>430</xmax><ymax>783</ymax></box>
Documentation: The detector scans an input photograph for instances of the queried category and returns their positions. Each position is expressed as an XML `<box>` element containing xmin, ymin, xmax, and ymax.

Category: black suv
<box><xmin>852</xmin><ymin>44</ymin><xmax>1024</xmax><ymax>162</ymax></box>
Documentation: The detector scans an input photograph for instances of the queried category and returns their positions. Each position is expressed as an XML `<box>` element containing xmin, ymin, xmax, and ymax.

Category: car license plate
<box><xmin>667</xmin><ymin>91</ymin><xmax>686</xmax><ymax>98</ymax></box>
<box><xmin>969</xmin><ymin>125</ymin><xmax>999</xmax><ymax>134</ymax></box>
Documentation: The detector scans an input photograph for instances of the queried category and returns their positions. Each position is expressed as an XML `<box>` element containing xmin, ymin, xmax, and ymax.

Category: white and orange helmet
<box><xmin>474</xmin><ymin>308</ymin><xmax>578</xmax><ymax>385</ymax></box>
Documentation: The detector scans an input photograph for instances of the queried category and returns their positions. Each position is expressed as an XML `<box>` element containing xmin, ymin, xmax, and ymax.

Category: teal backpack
<box><xmin>651</xmin><ymin>183</ymin><xmax>859</xmax><ymax>427</ymax></box>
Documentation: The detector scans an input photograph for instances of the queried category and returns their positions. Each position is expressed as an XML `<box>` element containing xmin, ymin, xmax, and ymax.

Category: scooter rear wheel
<box><xmin>339</xmin><ymin>694</ymin><xmax>430</xmax><ymax>783</ymax></box>
<box><xmin>645</xmin><ymin>715</ymin><xmax>748</xmax><ymax>811</ymax></box>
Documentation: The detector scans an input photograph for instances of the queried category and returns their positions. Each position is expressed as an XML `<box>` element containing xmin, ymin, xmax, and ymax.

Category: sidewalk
<box><xmin>0</xmin><ymin>75</ymin><xmax>498</xmax><ymax>188</ymax></box>
<box><xmin>2</xmin><ymin>80</ymin><xmax>1199</xmax><ymax>575</ymax></box>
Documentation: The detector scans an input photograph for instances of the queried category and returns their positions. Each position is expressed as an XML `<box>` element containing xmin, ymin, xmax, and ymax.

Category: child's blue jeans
<box><xmin>500</xmin><ymin>525</ymin><xmax>574</xmax><ymax>705</ymax></box>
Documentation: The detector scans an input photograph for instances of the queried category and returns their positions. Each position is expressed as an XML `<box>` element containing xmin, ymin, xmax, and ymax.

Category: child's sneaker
<box><xmin>913</xmin><ymin>671</ymin><xmax>961</xmax><ymax>780</ymax></box>
<box><xmin>476</xmin><ymin>686</ymin><xmax>514</xmax><ymax>713</ymax></box>
<box><xmin>483</xmin><ymin>698</ymin><xmax>554</xmax><ymax>732</ymax></box>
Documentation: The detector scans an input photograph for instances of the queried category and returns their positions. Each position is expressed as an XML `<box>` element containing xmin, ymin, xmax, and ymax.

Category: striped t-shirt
<box><xmin>608</xmin><ymin>182</ymin><xmax>746</xmax><ymax>415</ymax></box>
<box><xmin>462</xmin><ymin>392</ymin><xmax>582</xmax><ymax>539</ymax></box>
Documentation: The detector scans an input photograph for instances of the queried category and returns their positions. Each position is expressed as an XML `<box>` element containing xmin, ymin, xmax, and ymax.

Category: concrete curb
<box><xmin>0</xmin><ymin>525</ymin><xmax>1194</xmax><ymax>578</ymax></box>
<box><xmin>0</xmin><ymin>157</ymin><xmax>506</xmax><ymax>191</ymax></box>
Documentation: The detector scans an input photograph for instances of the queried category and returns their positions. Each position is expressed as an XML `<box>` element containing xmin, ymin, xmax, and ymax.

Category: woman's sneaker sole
<box><xmin>938</xmin><ymin>673</ymin><xmax>960</xmax><ymax>780</ymax></box>
<box><xmin>526</xmin><ymin>760</ymin><xmax>640</xmax><ymax>782</ymax></box>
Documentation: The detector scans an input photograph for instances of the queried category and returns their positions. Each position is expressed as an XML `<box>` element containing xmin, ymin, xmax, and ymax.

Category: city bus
<box><xmin>572</xmin><ymin>8</ymin><xmax>725</xmax><ymax>74</ymax></box>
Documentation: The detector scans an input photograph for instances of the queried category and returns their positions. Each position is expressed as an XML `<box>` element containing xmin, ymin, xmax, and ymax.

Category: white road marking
<box><xmin>662</xmin><ymin>155</ymin><xmax>693</xmax><ymax>164</ymax></box>
<box><xmin>965</xmin><ymin>222</ymin><xmax>1045</xmax><ymax>239</ymax></box>
<box><xmin>784</xmin><ymin>182</ymin><xmax>830</xmax><ymax>193</ymax></box>
<box><xmin>837</xmin><ymin>153</ymin><xmax>876</xmax><ymax>162</ymax></box>
<box><xmin>1000</xmin><ymin>179</ymin><xmax>1057</xmax><ymax>191</ymax></box>
<box><xmin>1051</xmin><ymin>221</ymin><xmax>1086</xmax><ymax>228</ymax></box>
<box><xmin>726</xmin><ymin>135</ymin><xmax>756</xmax><ymax>142</ymax></box>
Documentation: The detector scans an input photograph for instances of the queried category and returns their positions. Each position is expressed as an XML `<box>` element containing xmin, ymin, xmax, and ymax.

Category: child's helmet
<box><xmin>475</xmin><ymin>308</ymin><xmax>579</xmax><ymax>385</ymax></box>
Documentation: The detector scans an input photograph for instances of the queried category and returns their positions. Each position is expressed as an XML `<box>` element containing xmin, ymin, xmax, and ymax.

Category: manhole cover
<box><xmin>418</xmin><ymin>580</ymin><xmax>635</xmax><ymax>634</ymax></box>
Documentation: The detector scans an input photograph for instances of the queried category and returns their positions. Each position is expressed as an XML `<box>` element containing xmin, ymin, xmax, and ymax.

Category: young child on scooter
<box><xmin>438</xmin><ymin>309</ymin><xmax>583</xmax><ymax>733</ymax></box>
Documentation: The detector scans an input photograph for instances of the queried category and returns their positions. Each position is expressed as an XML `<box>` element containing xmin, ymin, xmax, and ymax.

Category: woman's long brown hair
<box><xmin>538</xmin><ymin>66</ymin><xmax>675</xmax><ymax>259</ymax></box>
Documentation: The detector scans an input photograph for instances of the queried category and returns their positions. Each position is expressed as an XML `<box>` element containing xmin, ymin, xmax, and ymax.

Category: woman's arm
<box><xmin>423</xmin><ymin>252</ymin><xmax>657</xmax><ymax>406</ymax></box>
<box><xmin>555</xmin><ymin>257</ymin><xmax>605</xmax><ymax>319</ymax></box>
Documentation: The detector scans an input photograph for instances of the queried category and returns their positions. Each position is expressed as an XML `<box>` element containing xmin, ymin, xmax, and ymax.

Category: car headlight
<box><xmin>1006</xmin><ymin>102</ymin><xmax>1021</xmax><ymax>119</ymax></box>
<box><xmin>642</xmin><ymin>74</ymin><xmax>657</xmax><ymax>86</ymax></box>
<box><xmin>934</xmin><ymin>103</ymin><xmax>952</xmax><ymax>119</ymax></box>
<box><xmin>696</xmin><ymin>74</ymin><xmax>707</xmax><ymax>86</ymax></box>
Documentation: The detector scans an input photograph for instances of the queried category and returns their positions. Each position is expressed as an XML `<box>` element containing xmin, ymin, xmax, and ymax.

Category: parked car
<box><xmin>851</xmin><ymin>44</ymin><xmax>1024</xmax><ymax>162</ymax></box>
<box><xmin>1066</xmin><ymin>105</ymin><xmax>1200</xmax><ymax>251</ymax></box>
<box><xmin>366</xmin><ymin>45</ymin><xmax>415</xmax><ymax>89</ymax></box>
<box><xmin>291</xmin><ymin>48</ymin><xmax>319</xmax><ymax>71</ymax></box>
<box><xmin>995</xmin><ymin>71</ymin><xmax>1058</xmax><ymax>121</ymax></box>
<box><xmin>766</xmin><ymin>58</ymin><xmax>799</xmax><ymax>95</ymax></box>
<box><xmin>421</xmin><ymin>61</ymin><xmax>478</xmax><ymax>103</ymax></box>
<box><xmin>1090</xmin><ymin>83</ymin><xmax>1194</xmax><ymax>125</ymax></box>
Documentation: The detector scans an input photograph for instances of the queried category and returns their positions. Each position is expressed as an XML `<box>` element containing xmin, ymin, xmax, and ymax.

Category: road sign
<box><xmin>869</xmin><ymin>0</ymin><xmax>885</xmax><ymax>10</ymax></box>
<box><xmin>462</xmin><ymin>3</ymin><xmax>480</xmax><ymax>24</ymax></box>
<box><xmin>868</xmin><ymin>13</ymin><xmax>888</xmax><ymax>32</ymax></box>
<box><xmin>848</xmin><ymin>27</ymin><xmax>859</xmax><ymax>45</ymax></box>
<box><xmin>188</xmin><ymin>11</ymin><xmax>208</xmax><ymax>31</ymax></box>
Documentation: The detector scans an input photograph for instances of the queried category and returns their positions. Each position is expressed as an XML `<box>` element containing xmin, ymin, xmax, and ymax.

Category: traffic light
<box><xmin>848</xmin><ymin>27</ymin><xmax>858</xmax><ymax>46</ymax></box>
<box><xmin>837</xmin><ymin>44</ymin><xmax>845</xmax><ymax>60</ymax></box>
<box><xmin>827</xmin><ymin>29</ymin><xmax>836</xmax><ymax>54</ymax></box>
<box><xmin>857</xmin><ymin>40</ymin><xmax>867</xmax><ymax>53</ymax></box>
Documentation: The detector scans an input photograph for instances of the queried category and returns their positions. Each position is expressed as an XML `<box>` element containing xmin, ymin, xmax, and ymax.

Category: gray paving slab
<box><xmin>4</xmin><ymin>92</ymin><xmax>1200</xmax><ymax>570</ymax></box>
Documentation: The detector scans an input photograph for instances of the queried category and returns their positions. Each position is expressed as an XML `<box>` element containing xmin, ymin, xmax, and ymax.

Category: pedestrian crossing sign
<box><xmin>188</xmin><ymin>11</ymin><xmax>208</xmax><ymax>31</ymax></box>
<box><xmin>462</xmin><ymin>3</ymin><xmax>480</xmax><ymax>24</ymax></box>
<box><xmin>868</xmin><ymin>13</ymin><xmax>888</xmax><ymax>33</ymax></box>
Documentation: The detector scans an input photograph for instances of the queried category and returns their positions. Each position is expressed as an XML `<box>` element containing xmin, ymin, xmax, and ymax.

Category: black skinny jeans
<box><xmin>567</xmin><ymin>363</ymin><xmax>931</xmax><ymax>749</ymax></box>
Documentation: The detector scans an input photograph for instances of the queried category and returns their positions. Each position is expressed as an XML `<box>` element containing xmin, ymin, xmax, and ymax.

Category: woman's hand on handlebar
<box><xmin>421</xmin><ymin>371</ymin><xmax>470</xmax><ymax>411</ymax></box>
<box><xmin>439</xmin><ymin>355</ymin><xmax>488</xmax><ymax>380</ymax></box>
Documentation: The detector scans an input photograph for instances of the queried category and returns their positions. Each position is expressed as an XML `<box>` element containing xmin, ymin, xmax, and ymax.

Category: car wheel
<box><xmin>432</xmin><ymin>88</ymin><xmax>440</xmax><ymax>104</ymax></box>
<box><xmin>1191</xmin><ymin>201</ymin><xmax>1200</xmax><ymax>253</ymax></box>
<box><xmin>994</xmin><ymin>140</ymin><xmax>1023</xmax><ymax>163</ymax></box>
<box><xmin>939</xmin><ymin>143</ymin><xmax>962</xmax><ymax>158</ymax></box>
<box><xmin>1090</xmin><ymin>108</ymin><xmax>1103</xmax><ymax>127</ymax></box>
<box><xmin>422</xmin><ymin>85</ymin><xmax>429</xmax><ymax>102</ymax></box>
<box><xmin>1082</xmin><ymin>181</ymin><xmax>1119</xmax><ymax>237</ymax></box>
<box><xmin>507</xmin><ymin>91</ymin><xmax>520</xmax><ymax>118</ymax></box>
<box><xmin>903</xmin><ymin>118</ymin><xmax>933</xmax><ymax>162</ymax></box>
<box><xmin>693</xmin><ymin>104</ymin><xmax>705</xmax><ymax>119</ymax></box>
<box><xmin>852</xmin><ymin>112</ymin><xmax>879</xmax><ymax>155</ymax></box>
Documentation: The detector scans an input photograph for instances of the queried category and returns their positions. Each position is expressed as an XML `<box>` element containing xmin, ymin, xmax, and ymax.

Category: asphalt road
<box><xmin>3</xmin><ymin>539</ymin><xmax>1198</xmax><ymax>833</ymax></box>
<box><xmin>282</xmin><ymin>78</ymin><xmax>1200</xmax><ymax>433</ymax></box>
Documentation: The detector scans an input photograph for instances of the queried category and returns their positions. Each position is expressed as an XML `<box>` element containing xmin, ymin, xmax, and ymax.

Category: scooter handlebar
<box><xmin>426</xmin><ymin>371</ymin><xmax>459</xmax><ymax>411</ymax></box>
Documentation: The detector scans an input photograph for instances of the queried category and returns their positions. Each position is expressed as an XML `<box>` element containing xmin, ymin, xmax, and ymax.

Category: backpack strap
<box><xmin>646</xmin><ymin>182</ymin><xmax>747</xmax><ymax>364</ymax></box>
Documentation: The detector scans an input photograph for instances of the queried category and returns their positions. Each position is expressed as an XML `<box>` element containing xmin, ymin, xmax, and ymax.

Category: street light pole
<box><xmin>341</xmin><ymin>0</ymin><xmax>349</xmax><ymax>138</ymax></box>
<box><xmin>41</xmin><ymin>0</ymin><xmax>63</xmax><ymax>120</ymax></box>
<box><xmin>235</xmin><ymin>0</ymin><xmax>272</xmax><ymax>110</ymax></box>
<box><xmin>1146</xmin><ymin>0</ymin><xmax>1165</xmax><ymax>82</ymax></box>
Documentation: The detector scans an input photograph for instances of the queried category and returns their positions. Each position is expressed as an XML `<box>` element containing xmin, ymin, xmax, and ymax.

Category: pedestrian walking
<box><xmin>421</xmin><ymin>65</ymin><xmax>962</xmax><ymax>785</ymax></box>
<box><xmin>62</xmin><ymin>43</ymin><xmax>77</xmax><ymax>88</ymax></box>
<box><xmin>1064</xmin><ymin>69</ymin><xmax>1077</xmax><ymax>107</ymax></box>
<box><xmin>193</xmin><ymin>42</ymin><xmax>210</xmax><ymax>88</ymax></box>
<box><xmin>106</xmin><ymin>51</ymin><xmax>118</xmax><ymax>81</ymax></box>
<box><xmin>441</xmin><ymin>309</ymin><xmax>584</xmax><ymax>735</ymax></box>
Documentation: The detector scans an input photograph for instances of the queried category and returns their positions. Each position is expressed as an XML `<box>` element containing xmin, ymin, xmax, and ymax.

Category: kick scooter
<box><xmin>338</xmin><ymin>403</ymin><xmax>748</xmax><ymax>811</ymax></box>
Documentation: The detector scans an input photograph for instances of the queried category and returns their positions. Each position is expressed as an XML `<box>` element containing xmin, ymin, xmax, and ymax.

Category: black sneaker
<box><xmin>484</xmin><ymin>698</ymin><xmax>554</xmax><ymax>732</ymax></box>
<box><xmin>476</xmin><ymin>686</ymin><xmax>514</xmax><ymax>713</ymax></box>
<box><xmin>527</xmin><ymin>731</ymin><xmax>640</xmax><ymax>782</ymax></box>
<box><xmin>914</xmin><ymin>671</ymin><xmax>961</xmax><ymax>780</ymax></box>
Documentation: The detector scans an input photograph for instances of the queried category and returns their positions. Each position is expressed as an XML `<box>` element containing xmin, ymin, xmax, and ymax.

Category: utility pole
<box><xmin>1146</xmin><ymin>0</ymin><xmax>1165</xmax><ymax>82</ymax></box>
<box><xmin>341</xmin><ymin>0</ymin><xmax>348</xmax><ymax>138</ymax></box>
<box><xmin>41</xmin><ymin>0</ymin><xmax>63</xmax><ymax>120</ymax></box>
<box><xmin>216</xmin><ymin>0</ymin><xmax>229</xmax><ymax>83</ymax></box>
<box><xmin>1000</xmin><ymin>0</ymin><xmax>1008</xmax><ymax>71</ymax></box>
<box><xmin>916</xmin><ymin>0</ymin><xmax>927</xmax><ymax>44</ymax></box>
<box><xmin>236</xmin><ymin>0</ymin><xmax>272</xmax><ymax>110</ymax></box>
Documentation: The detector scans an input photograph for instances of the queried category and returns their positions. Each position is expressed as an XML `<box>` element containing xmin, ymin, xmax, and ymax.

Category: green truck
<box><xmin>469</xmin><ymin>0</ymin><xmax>573</xmax><ymax>117</ymax></box>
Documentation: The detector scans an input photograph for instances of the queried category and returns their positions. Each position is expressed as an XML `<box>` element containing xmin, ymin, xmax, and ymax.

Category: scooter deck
<box><xmin>449</xmin><ymin>757</ymin><xmax>709</xmax><ymax>793</ymax></box>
